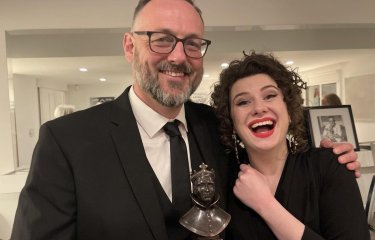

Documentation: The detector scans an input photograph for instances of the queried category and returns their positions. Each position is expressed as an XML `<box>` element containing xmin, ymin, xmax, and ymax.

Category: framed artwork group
<box><xmin>306</xmin><ymin>83</ymin><xmax>337</xmax><ymax>107</ymax></box>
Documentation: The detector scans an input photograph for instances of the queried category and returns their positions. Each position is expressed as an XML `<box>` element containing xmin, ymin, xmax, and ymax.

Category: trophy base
<box><xmin>194</xmin><ymin>235</ymin><xmax>222</xmax><ymax>240</ymax></box>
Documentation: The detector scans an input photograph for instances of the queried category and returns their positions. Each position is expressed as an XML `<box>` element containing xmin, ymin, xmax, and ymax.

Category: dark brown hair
<box><xmin>211</xmin><ymin>51</ymin><xmax>309</xmax><ymax>153</ymax></box>
<box><xmin>322</xmin><ymin>93</ymin><xmax>342</xmax><ymax>106</ymax></box>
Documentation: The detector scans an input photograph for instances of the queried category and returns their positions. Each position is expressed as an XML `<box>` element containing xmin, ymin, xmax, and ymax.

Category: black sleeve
<box><xmin>302</xmin><ymin>226</ymin><xmax>324</xmax><ymax>240</ymax></box>
<box><xmin>11</xmin><ymin>124</ymin><xmax>76</xmax><ymax>240</ymax></box>
<box><xmin>310</xmin><ymin>150</ymin><xmax>370</xmax><ymax>239</ymax></box>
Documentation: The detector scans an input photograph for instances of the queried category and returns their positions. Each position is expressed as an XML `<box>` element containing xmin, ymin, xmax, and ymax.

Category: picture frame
<box><xmin>304</xmin><ymin>105</ymin><xmax>360</xmax><ymax>151</ymax></box>
<box><xmin>365</xmin><ymin>175</ymin><xmax>375</xmax><ymax>231</ymax></box>
<box><xmin>90</xmin><ymin>97</ymin><xmax>115</xmax><ymax>106</ymax></box>
<box><xmin>306</xmin><ymin>85</ymin><xmax>320</xmax><ymax>106</ymax></box>
<box><xmin>305</xmin><ymin>83</ymin><xmax>337</xmax><ymax>107</ymax></box>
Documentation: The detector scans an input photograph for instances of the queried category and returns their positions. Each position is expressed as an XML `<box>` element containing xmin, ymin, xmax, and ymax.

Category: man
<box><xmin>322</xmin><ymin>116</ymin><xmax>347</xmax><ymax>142</ymax></box>
<box><xmin>11</xmin><ymin>0</ymin><xmax>360</xmax><ymax>240</ymax></box>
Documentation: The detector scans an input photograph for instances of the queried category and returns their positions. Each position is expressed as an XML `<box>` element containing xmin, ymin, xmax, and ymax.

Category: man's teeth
<box><xmin>251</xmin><ymin>120</ymin><xmax>273</xmax><ymax>129</ymax></box>
<box><xmin>164</xmin><ymin>71</ymin><xmax>184</xmax><ymax>77</ymax></box>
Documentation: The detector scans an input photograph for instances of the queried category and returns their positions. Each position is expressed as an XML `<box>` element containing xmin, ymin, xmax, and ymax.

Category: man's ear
<box><xmin>123</xmin><ymin>33</ymin><xmax>135</xmax><ymax>62</ymax></box>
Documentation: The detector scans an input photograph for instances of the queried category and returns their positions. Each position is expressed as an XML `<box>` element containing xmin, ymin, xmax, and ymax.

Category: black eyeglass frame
<box><xmin>133</xmin><ymin>31</ymin><xmax>211</xmax><ymax>59</ymax></box>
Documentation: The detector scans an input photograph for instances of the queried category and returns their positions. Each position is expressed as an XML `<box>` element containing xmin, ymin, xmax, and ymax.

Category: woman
<box><xmin>211</xmin><ymin>52</ymin><xmax>369</xmax><ymax>239</ymax></box>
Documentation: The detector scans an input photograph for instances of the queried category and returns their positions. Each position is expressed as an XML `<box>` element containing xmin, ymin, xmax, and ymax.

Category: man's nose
<box><xmin>167</xmin><ymin>42</ymin><xmax>187</xmax><ymax>64</ymax></box>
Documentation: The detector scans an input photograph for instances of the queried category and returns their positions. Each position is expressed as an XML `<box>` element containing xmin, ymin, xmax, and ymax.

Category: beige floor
<box><xmin>0</xmin><ymin>193</ymin><xmax>19</xmax><ymax>240</ymax></box>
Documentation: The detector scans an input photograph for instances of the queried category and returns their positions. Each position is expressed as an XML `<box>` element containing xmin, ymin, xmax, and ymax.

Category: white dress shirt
<box><xmin>128</xmin><ymin>86</ymin><xmax>192</xmax><ymax>202</ymax></box>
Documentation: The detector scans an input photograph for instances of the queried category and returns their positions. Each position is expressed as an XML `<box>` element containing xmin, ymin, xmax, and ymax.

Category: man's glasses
<box><xmin>133</xmin><ymin>31</ymin><xmax>211</xmax><ymax>59</ymax></box>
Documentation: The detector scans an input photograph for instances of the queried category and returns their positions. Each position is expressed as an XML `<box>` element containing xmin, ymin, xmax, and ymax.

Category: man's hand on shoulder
<box><xmin>320</xmin><ymin>138</ymin><xmax>360</xmax><ymax>178</ymax></box>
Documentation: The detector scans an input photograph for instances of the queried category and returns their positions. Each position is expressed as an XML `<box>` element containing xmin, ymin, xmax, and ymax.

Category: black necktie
<box><xmin>163</xmin><ymin>120</ymin><xmax>191</xmax><ymax>214</ymax></box>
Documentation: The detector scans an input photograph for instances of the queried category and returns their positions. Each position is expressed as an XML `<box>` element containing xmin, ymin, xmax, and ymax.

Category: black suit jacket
<box><xmin>11</xmin><ymin>87</ymin><xmax>229</xmax><ymax>240</ymax></box>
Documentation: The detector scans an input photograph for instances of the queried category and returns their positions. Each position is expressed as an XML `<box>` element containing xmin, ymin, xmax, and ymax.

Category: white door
<box><xmin>39</xmin><ymin>87</ymin><xmax>65</xmax><ymax>125</ymax></box>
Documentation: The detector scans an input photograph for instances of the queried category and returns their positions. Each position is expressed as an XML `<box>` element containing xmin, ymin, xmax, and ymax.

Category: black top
<box><xmin>227</xmin><ymin>148</ymin><xmax>370</xmax><ymax>240</ymax></box>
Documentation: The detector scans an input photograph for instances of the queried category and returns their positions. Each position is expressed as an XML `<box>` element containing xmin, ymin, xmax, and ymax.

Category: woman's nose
<box><xmin>251</xmin><ymin>100</ymin><xmax>267</xmax><ymax>115</ymax></box>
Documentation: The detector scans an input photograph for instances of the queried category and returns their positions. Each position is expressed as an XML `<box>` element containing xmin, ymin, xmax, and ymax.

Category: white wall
<box><xmin>66</xmin><ymin>82</ymin><xmax>130</xmax><ymax>111</ymax></box>
<box><xmin>356</xmin><ymin>123</ymin><xmax>375</xmax><ymax>143</ymax></box>
<box><xmin>37</xmin><ymin>79</ymin><xmax>68</xmax><ymax>92</ymax></box>
<box><xmin>342</xmin><ymin>57</ymin><xmax>375</xmax><ymax>143</ymax></box>
<box><xmin>13</xmin><ymin>75</ymin><xmax>40</xmax><ymax>169</ymax></box>
<box><xmin>0</xmin><ymin>29</ymin><xmax>15</xmax><ymax>174</ymax></box>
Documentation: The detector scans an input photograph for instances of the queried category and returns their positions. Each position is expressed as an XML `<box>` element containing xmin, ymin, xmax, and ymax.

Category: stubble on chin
<box><xmin>133</xmin><ymin>50</ymin><xmax>202</xmax><ymax>107</ymax></box>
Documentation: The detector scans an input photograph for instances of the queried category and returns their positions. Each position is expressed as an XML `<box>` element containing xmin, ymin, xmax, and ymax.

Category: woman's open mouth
<box><xmin>249</xmin><ymin>118</ymin><xmax>275</xmax><ymax>138</ymax></box>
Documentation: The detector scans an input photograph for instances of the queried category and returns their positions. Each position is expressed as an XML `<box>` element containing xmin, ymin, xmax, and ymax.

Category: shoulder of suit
<box><xmin>186</xmin><ymin>101</ymin><xmax>214</xmax><ymax>113</ymax></box>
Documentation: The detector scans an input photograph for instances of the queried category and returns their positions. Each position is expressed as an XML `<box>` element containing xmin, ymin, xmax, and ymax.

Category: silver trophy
<box><xmin>179</xmin><ymin>163</ymin><xmax>231</xmax><ymax>240</ymax></box>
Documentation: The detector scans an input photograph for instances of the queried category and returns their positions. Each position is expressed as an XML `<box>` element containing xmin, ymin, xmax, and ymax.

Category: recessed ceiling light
<box><xmin>99</xmin><ymin>78</ymin><xmax>107</xmax><ymax>82</ymax></box>
<box><xmin>203</xmin><ymin>74</ymin><xmax>210</xmax><ymax>78</ymax></box>
<box><xmin>79</xmin><ymin>67</ymin><xmax>88</xmax><ymax>72</ymax></box>
<box><xmin>221</xmin><ymin>63</ymin><xmax>229</xmax><ymax>69</ymax></box>
<box><xmin>286</xmin><ymin>60</ymin><xmax>294</xmax><ymax>65</ymax></box>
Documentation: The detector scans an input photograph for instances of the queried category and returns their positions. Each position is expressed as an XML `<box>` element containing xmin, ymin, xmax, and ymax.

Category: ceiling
<box><xmin>3</xmin><ymin>0</ymin><xmax>375</xmax><ymax>92</ymax></box>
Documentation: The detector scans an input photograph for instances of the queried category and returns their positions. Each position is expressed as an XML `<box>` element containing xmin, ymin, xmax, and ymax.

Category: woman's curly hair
<box><xmin>210</xmin><ymin>51</ymin><xmax>309</xmax><ymax>153</ymax></box>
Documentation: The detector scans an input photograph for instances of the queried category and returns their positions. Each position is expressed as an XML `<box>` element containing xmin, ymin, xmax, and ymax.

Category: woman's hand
<box><xmin>233</xmin><ymin>164</ymin><xmax>274</xmax><ymax>212</ymax></box>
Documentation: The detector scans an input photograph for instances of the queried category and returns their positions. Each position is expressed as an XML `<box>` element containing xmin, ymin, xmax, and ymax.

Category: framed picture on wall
<box><xmin>304</xmin><ymin>105</ymin><xmax>360</xmax><ymax>151</ymax></box>
<box><xmin>306</xmin><ymin>83</ymin><xmax>337</xmax><ymax>106</ymax></box>
<box><xmin>306</xmin><ymin>85</ymin><xmax>320</xmax><ymax>106</ymax></box>
<box><xmin>90</xmin><ymin>97</ymin><xmax>115</xmax><ymax>106</ymax></box>
<box><xmin>321</xmin><ymin>83</ymin><xmax>336</xmax><ymax>98</ymax></box>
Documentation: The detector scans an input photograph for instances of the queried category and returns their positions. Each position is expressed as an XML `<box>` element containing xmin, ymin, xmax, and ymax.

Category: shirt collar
<box><xmin>129</xmin><ymin>86</ymin><xmax>188</xmax><ymax>138</ymax></box>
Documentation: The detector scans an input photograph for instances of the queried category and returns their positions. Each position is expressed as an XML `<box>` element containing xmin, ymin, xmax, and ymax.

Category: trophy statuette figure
<box><xmin>179</xmin><ymin>163</ymin><xmax>231</xmax><ymax>240</ymax></box>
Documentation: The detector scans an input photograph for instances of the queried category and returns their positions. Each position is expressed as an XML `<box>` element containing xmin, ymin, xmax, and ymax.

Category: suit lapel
<box><xmin>109</xmin><ymin>87</ymin><xmax>168</xmax><ymax>240</ymax></box>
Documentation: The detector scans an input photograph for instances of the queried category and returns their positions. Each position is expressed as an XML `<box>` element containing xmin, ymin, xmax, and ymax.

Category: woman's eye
<box><xmin>265</xmin><ymin>93</ymin><xmax>277</xmax><ymax>100</ymax></box>
<box><xmin>236</xmin><ymin>100</ymin><xmax>250</xmax><ymax>106</ymax></box>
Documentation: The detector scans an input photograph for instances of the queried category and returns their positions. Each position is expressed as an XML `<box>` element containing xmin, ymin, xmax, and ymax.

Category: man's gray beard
<box><xmin>133</xmin><ymin>51</ymin><xmax>202</xmax><ymax>107</ymax></box>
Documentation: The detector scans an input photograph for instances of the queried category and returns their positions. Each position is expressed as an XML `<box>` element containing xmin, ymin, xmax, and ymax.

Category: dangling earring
<box><xmin>287</xmin><ymin>117</ymin><xmax>295</xmax><ymax>154</ymax></box>
<box><xmin>232</xmin><ymin>131</ymin><xmax>240</xmax><ymax>165</ymax></box>
<box><xmin>287</xmin><ymin>134</ymin><xmax>296</xmax><ymax>154</ymax></box>
<box><xmin>287</xmin><ymin>135</ymin><xmax>292</xmax><ymax>150</ymax></box>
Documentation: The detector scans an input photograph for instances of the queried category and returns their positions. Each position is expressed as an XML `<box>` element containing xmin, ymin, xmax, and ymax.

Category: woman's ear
<box><xmin>123</xmin><ymin>32</ymin><xmax>135</xmax><ymax>62</ymax></box>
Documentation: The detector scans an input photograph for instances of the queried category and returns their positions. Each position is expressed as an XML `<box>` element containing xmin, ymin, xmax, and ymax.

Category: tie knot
<box><xmin>163</xmin><ymin>120</ymin><xmax>181</xmax><ymax>137</ymax></box>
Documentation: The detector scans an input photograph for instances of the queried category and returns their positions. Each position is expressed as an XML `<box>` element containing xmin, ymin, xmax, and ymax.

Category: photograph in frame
<box><xmin>304</xmin><ymin>105</ymin><xmax>360</xmax><ymax>151</ymax></box>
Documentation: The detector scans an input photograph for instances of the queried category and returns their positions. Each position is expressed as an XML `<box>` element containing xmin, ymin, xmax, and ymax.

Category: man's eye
<box><xmin>152</xmin><ymin>36</ymin><xmax>174</xmax><ymax>43</ymax></box>
<box><xmin>185</xmin><ymin>39</ymin><xmax>201</xmax><ymax>50</ymax></box>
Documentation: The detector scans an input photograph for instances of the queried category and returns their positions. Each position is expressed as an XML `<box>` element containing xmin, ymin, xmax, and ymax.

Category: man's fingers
<box><xmin>337</xmin><ymin>150</ymin><xmax>357</xmax><ymax>164</ymax></box>
<box><xmin>333</xmin><ymin>142</ymin><xmax>354</xmax><ymax>155</ymax></box>
<box><xmin>343</xmin><ymin>160</ymin><xmax>361</xmax><ymax>171</ymax></box>
<box><xmin>320</xmin><ymin>137</ymin><xmax>334</xmax><ymax>148</ymax></box>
